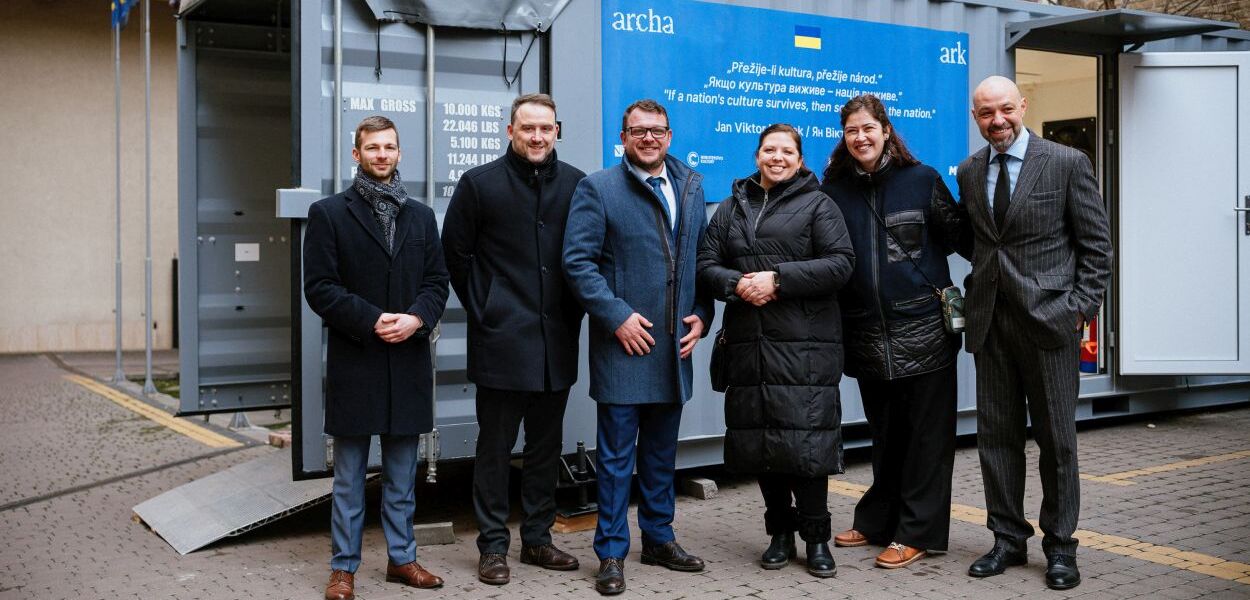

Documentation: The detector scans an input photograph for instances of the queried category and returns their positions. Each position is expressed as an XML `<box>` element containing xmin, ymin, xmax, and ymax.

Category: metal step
<box><xmin>133</xmin><ymin>449</ymin><xmax>351</xmax><ymax>555</ymax></box>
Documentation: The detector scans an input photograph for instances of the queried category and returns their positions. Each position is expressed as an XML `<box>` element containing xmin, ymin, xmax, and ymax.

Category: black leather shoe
<box><xmin>805</xmin><ymin>542</ymin><xmax>837</xmax><ymax>578</ymax></box>
<box><xmin>968</xmin><ymin>542</ymin><xmax>1027</xmax><ymax>577</ymax></box>
<box><xmin>520</xmin><ymin>544</ymin><xmax>579</xmax><ymax>570</ymax></box>
<box><xmin>1045</xmin><ymin>554</ymin><xmax>1081</xmax><ymax>590</ymax></box>
<box><xmin>595</xmin><ymin>558</ymin><xmax>626</xmax><ymax>596</ymax></box>
<box><xmin>640</xmin><ymin>541</ymin><xmax>705</xmax><ymax>572</ymax></box>
<box><xmin>760</xmin><ymin>532</ymin><xmax>796</xmax><ymax>570</ymax></box>
<box><xmin>477</xmin><ymin>553</ymin><xmax>509</xmax><ymax>585</ymax></box>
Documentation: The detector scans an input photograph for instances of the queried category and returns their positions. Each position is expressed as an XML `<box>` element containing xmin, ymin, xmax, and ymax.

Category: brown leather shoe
<box><xmin>325</xmin><ymin>569</ymin><xmax>354</xmax><ymax>600</ymax></box>
<box><xmin>834</xmin><ymin>529</ymin><xmax>869</xmax><ymax>548</ymax></box>
<box><xmin>477</xmin><ymin>553</ymin><xmax>510</xmax><ymax>585</ymax></box>
<box><xmin>386</xmin><ymin>561</ymin><xmax>444</xmax><ymax>589</ymax></box>
<box><xmin>875</xmin><ymin>542</ymin><xmax>926</xmax><ymax>569</ymax></box>
<box><xmin>520</xmin><ymin>544</ymin><xmax>580</xmax><ymax>570</ymax></box>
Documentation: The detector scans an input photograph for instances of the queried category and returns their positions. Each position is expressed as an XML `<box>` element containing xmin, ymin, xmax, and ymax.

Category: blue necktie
<box><xmin>646</xmin><ymin>176</ymin><xmax>674</xmax><ymax>232</ymax></box>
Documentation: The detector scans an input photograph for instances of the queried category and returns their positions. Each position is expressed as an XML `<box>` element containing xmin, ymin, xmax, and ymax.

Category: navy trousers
<box><xmin>594</xmin><ymin>402</ymin><xmax>683</xmax><ymax>560</ymax></box>
<box><xmin>330</xmin><ymin>434</ymin><xmax>420</xmax><ymax>572</ymax></box>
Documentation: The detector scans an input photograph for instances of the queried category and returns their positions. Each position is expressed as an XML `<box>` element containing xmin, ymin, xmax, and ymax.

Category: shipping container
<box><xmin>175</xmin><ymin>0</ymin><xmax>1250</xmax><ymax>479</ymax></box>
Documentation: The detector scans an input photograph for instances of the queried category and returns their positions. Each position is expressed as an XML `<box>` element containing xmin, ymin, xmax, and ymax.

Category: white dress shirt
<box><xmin>986</xmin><ymin>128</ymin><xmax>1030</xmax><ymax>208</ymax></box>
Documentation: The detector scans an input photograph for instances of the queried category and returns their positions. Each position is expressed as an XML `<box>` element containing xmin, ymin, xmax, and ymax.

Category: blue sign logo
<box><xmin>608</xmin><ymin>8</ymin><xmax>675</xmax><ymax>34</ymax></box>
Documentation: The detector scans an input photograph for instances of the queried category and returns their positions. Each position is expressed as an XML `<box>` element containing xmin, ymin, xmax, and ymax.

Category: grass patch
<box><xmin>129</xmin><ymin>376</ymin><xmax>180</xmax><ymax>398</ymax></box>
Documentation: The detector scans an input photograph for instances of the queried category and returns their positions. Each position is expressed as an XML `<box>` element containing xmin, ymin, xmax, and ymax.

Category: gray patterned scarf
<box><xmin>353</xmin><ymin>168</ymin><xmax>407</xmax><ymax>251</ymax></box>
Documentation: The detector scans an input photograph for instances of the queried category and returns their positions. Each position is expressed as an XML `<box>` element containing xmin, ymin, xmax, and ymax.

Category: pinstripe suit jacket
<box><xmin>957</xmin><ymin>131</ymin><xmax>1112</xmax><ymax>353</ymax></box>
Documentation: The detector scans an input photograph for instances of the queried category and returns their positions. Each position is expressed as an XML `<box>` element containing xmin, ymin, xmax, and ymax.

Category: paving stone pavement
<box><xmin>0</xmin><ymin>354</ymin><xmax>224</xmax><ymax>506</ymax></box>
<box><xmin>1</xmin><ymin>353</ymin><xmax>1248</xmax><ymax>599</ymax></box>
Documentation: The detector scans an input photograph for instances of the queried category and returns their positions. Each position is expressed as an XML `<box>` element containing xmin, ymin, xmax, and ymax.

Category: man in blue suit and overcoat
<box><xmin>563</xmin><ymin>99</ymin><xmax>714</xmax><ymax>595</ymax></box>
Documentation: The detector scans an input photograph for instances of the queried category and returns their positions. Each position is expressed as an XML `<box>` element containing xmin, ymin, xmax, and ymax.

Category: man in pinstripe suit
<box><xmin>957</xmin><ymin>76</ymin><xmax>1112</xmax><ymax>590</ymax></box>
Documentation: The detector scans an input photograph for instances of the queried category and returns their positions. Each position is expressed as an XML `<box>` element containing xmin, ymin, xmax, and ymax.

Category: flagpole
<box><xmin>142</xmin><ymin>0</ymin><xmax>155</xmax><ymax>395</ymax></box>
<box><xmin>112</xmin><ymin>14</ymin><xmax>126</xmax><ymax>384</ymax></box>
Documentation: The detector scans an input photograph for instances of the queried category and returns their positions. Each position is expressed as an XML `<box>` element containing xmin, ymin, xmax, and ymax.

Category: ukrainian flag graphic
<box><xmin>794</xmin><ymin>25</ymin><xmax>821</xmax><ymax>50</ymax></box>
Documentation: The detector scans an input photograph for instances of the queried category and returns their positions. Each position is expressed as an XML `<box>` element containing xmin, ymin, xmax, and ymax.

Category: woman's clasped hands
<box><xmin>736</xmin><ymin>271</ymin><xmax>778</xmax><ymax>306</ymax></box>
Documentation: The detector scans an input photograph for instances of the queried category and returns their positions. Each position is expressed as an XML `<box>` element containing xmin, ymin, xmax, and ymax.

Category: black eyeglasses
<box><xmin>624</xmin><ymin>126</ymin><xmax>670</xmax><ymax>139</ymax></box>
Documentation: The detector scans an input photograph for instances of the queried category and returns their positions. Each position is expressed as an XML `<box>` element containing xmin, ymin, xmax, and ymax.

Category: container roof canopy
<box><xmin>179</xmin><ymin>0</ymin><xmax>567</xmax><ymax>31</ymax></box>
<box><xmin>177</xmin><ymin>0</ymin><xmax>289</xmax><ymax>26</ymax></box>
<box><xmin>362</xmin><ymin>0</ymin><xmax>570</xmax><ymax>32</ymax></box>
<box><xmin>1006</xmin><ymin>8</ymin><xmax>1236</xmax><ymax>53</ymax></box>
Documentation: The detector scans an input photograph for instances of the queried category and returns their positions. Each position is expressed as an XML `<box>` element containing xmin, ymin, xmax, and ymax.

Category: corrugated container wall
<box><xmin>290</xmin><ymin>0</ymin><xmax>561</xmax><ymax>476</ymax></box>
<box><xmin>550</xmin><ymin>0</ymin><xmax>1250</xmax><ymax>472</ymax></box>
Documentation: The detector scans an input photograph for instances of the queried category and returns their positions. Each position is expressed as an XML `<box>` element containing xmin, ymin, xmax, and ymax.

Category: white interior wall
<box><xmin>1016</xmin><ymin>50</ymin><xmax>1098</xmax><ymax>135</ymax></box>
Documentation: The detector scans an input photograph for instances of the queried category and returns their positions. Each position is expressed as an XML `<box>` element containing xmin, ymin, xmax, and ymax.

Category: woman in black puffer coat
<box><xmin>698</xmin><ymin>124</ymin><xmax>855</xmax><ymax>578</ymax></box>
<box><xmin>819</xmin><ymin>94</ymin><xmax>971</xmax><ymax>570</ymax></box>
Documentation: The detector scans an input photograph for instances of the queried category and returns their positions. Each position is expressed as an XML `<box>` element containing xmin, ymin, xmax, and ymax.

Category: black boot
<box><xmin>759</xmin><ymin>532</ymin><xmax>796</xmax><ymax>569</ymax></box>
<box><xmin>798</xmin><ymin>512</ymin><xmax>835</xmax><ymax>578</ymax></box>
<box><xmin>805</xmin><ymin>542</ymin><xmax>836</xmax><ymax>578</ymax></box>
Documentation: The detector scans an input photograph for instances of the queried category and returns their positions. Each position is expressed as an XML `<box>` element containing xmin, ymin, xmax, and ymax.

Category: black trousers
<box><xmin>758</xmin><ymin>473</ymin><xmax>831</xmax><ymax>543</ymax></box>
<box><xmin>853</xmin><ymin>363</ymin><xmax>958</xmax><ymax>551</ymax></box>
<box><xmin>473</xmin><ymin>386</ymin><xmax>570</xmax><ymax>554</ymax></box>
<box><xmin>975</xmin><ymin>305</ymin><xmax>1080</xmax><ymax>557</ymax></box>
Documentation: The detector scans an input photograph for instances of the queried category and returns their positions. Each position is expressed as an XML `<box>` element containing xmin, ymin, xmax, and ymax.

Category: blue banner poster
<box><xmin>602</xmin><ymin>0</ymin><xmax>969</xmax><ymax>201</ymax></box>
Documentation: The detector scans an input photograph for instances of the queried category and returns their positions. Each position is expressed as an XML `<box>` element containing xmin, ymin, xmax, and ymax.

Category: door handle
<box><xmin>1240</xmin><ymin>195</ymin><xmax>1250</xmax><ymax>235</ymax></box>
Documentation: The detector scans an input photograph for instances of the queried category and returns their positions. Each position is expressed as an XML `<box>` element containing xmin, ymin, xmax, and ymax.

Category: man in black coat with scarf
<box><xmin>441</xmin><ymin>93</ymin><xmax>586</xmax><ymax>585</ymax></box>
<box><xmin>304</xmin><ymin>116</ymin><xmax>449</xmax><ymax>600</ymax></box>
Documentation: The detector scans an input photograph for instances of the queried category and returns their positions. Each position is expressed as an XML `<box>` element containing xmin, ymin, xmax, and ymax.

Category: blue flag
<box><xmin>111</xmin><ymin>0</ymin><xmax>137</xmax><ymax>29</ymax></box>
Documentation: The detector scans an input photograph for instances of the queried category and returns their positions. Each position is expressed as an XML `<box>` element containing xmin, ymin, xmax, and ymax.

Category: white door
<box><xmin>1118</xmin><ymin>51</ymin><xmax>1250</xmax><ymax>375</ymax></box>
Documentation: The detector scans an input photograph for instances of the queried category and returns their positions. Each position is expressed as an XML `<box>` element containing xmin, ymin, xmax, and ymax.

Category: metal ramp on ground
<box><xmin>133</xmin><ymin>449</ymin><xmax>372</xmax><ymax>555</ymax></box>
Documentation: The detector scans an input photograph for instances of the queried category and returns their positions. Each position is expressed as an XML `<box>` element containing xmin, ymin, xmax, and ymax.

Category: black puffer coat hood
<box><xmin>697</xmin><ymin>169</ymin><xmax>855</xmax><ymax>477</ymax></box>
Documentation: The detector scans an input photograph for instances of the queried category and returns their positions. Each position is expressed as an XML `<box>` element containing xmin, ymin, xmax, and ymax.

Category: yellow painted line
<box><xmin>1081</xmin><ymin>449</ymin><xmax>1250</xmax><ymax>486</ymax></box>
<box><xmin>1078</xmin><ymin>473</ymin><xmax>1136</xmax><ymax>486</ymax></box>
<box><xmin>829</xmin><ymin>479</ymin><xmax>869</xmax><ymax>495</ymax></box>
<box><xmin>828</xmin><ymin>478</ymin><xmax>1250</xmax><ymax>584</ymax></box>
<box><xmin>65</xmin><ymin>374</ymin><xmax>242</xmax><ymax>449</ymax></box>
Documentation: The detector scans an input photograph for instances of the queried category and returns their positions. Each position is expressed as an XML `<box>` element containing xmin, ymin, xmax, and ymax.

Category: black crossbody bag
<box><xmin>860</xmin><ymin>198</ymin><xmax>965</xmax><ymax>334</ymax></box>
<box><xmin>709</xmin><ymin>328</ymin><xmax>728</xmax><ymax>392</ymax></box>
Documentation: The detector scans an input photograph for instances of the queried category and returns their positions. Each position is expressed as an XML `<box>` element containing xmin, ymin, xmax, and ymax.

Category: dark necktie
<box><xmin>993</xmin><ymin>153</ymin><xmax>1011</xmax><ymax>229</ymax></box>
<box><xmin>646</xmin><ymin>176</ymin><xmax>674</xmax><ymax>232</ymax></box>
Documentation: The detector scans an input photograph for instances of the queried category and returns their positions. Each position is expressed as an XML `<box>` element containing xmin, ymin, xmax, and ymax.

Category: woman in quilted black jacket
<box><xmin>819</xmin><ymin>94</ymin><xmax>971</xmax><ymax>570</ymax></box>
<box><xmin>698</xmin><ymin>124</ymin><xmax>855</xmax><ymax>578</ymax></box>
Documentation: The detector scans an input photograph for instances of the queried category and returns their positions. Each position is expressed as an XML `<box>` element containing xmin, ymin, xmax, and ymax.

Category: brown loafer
<box><xmin>386</xmin><ymin>561</ymin><xmax>444</xmax><ymax>589</ymax></box>
<box><xmin>478</xmin><ymin>553</ymin><xmax>510</xmax><ymax>585</ymax></box>
<box><xmin>834</xmin><ymin>529</ymin><xmax>869</xmax><ymax>548</ymax></box>
<box><xmin>875</xmin><ymin>542</ymin><xmax>926</xmax><ymax>569</ymax></box>
<box><xmin>520</xmin><ymin>544</ymin><xmax>580</xmax><ymax>570</ymax></box>
<box><xmin>325</xmin><ymin>569</ymin><xmax>354</xmax><ymax>600</ymax></box>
